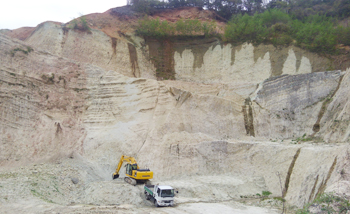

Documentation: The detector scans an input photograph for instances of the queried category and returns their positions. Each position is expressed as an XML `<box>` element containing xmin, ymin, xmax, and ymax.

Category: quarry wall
<box><xmin>1</xmin><ymin>22</ymin><xmax>350</xmax><ymax>208</ymax></box>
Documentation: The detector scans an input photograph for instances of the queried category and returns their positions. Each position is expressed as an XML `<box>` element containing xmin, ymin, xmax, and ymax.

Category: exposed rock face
<box><xmin>317</xmin><ymin>68</ymin><xmax>350</xmax><ymax>143</ymax></box>
<box><xmin>173</xmin><ymin>40</ymin><xmax>330</xmax><ymax>86</ymax></box>
<box><xmin>252</xmin><ymin>71</ymin><xmax>342</xmax><ymax>139</ymax></box>
<box><xmin>0</xmin><ymin>33</ymin><xmax>87</xmax><ymax>166</ymax></box>
<box><xmin>23</xmin><ymin>23</ymin><xmax>332</xmax><ymax>89</ymax></box>
<box><xmin>139</xmin><ymin>140</ymin><xmax>347</xmax><ymax>207</ymax></box>
<box><xmin>24</xmin><ymin>22</ymin><xmax>156</xmax><ymax>79</ymax></box>
<box><xmin>1</xmin><ymin>15</ymin><xmax>350</xmax><ymax>212</ymax></box>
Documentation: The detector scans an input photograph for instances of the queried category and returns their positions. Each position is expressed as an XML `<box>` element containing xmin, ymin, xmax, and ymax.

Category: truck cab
<box><xmin>144</xmin><ymin>184</ymin><xmax>175</xmax><ymax>207</ymax></box>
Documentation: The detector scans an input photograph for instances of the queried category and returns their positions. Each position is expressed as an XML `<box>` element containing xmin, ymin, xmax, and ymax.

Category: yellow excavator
<box><xmin>112</xmin><ymin>155</ymin><xmax>153</xmax><ymax>185</ymax></box>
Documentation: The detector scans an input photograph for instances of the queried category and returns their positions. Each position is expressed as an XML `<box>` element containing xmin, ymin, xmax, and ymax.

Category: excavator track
<box><xmin>124</xmin><ymin>177</ymin><xmax>137</xmax><ymax>186</ymax></box>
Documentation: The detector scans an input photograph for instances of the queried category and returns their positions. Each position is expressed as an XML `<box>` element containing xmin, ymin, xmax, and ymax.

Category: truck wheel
<box><xmin>146</xmin><ymin>194</ymin><xmax>151</xmax><ymax>200</ymax></box>
<box><xmin>154</xmin><ymin>200</ymin><xmax>159</xmax><ymax>207</ymax></box>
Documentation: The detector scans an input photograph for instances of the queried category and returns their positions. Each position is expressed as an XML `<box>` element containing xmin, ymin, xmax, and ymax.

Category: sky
<box><xmin>0</xmin><ymin>0</ymin><xmax>127</xmax><ymax>30</ymax></box>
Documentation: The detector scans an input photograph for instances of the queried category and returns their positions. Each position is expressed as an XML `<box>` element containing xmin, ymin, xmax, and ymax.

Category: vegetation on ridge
<box><xmin>136</xmin><ymin>17</ymin><xmax>217</xmax><ymax>38</ymax></box>
<box><xmin>135</xmin><ymin>7</ymin><xmax>350</xmax><ymax>55</ymax></box>
<box><xmin>224</xmin><ymin>9</ymin><xmax>345</xmax><ymax>54</ymax></box>
<box><xmin>69</xmin><ymin>16</ymin><xmax>91</xmax><ymax>33</ymax></box>
<box><xmin>129</xmin><ymin>0</ymin><xmax>350</xmax><ymax>21</ymax></box>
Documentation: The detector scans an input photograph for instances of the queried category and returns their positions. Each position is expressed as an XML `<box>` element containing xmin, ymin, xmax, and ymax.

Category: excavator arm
<box><xmin>112</xmin><ymin>155</ymin><xmax>139</xmax><ymax>179</ymax></box>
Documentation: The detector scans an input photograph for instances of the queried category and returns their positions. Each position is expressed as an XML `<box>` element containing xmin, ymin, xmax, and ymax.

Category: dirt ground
<box><xmin>0</xmin><ymin>155</ymin><xmax>282</xmax><ymax>214</ymax></box>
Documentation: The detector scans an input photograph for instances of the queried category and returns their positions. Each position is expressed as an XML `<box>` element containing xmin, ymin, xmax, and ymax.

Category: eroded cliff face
<box><xmin>1</xmin><ymin>17</ymin><xmax>350</xmax><ymax>211</ymax></box>
<box><xmin>252</xmin><ymin>71</ymin><xmax>342</xmax><ymax>139</ymax></box>
<box><xmin>24</xmin><ymin>22</ymin><xmax>156</xmax><ymax>79</ymax></box>
<box><xmin>0</xmin><ymin>33</ymin><xmax>87</xmax><ymax>165</ymax></box>
<box><xmin>173</xmin><ymin>40</ymin><xmax>328</xmax><ymax>85</ymax></box>
<box><xmin>23</xmin><ymin>22</ymin><xmax>333</xmax><ymax>86</ymax></box>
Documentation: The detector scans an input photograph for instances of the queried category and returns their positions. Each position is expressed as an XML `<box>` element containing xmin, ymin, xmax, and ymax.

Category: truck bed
<box><xmin>144</xmin><ymin>185</ymin><xmax>154</xmax><ymax>196</ymax></box>
<box><xmin>144</xmin><ymin>185</ymin><xmax>155</xmax><ymax>195</ymax></box>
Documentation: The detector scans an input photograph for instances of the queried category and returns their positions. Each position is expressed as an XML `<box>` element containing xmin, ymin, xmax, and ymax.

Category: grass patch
<box><xmin>293</xmin><ymin>133</ymin><xmax>313</xmax><ymax>142</ymax></box>
<box><xmin>273</xmin><ymin>196</ymin><xmax>286</xmax><ymax>202</ymax></box>
<box><xmin>262</xmin><ymin>190</ymin><xmax>272</xmax><ymax>197</ymax></box>
<box><xmin>0</xmin><ymin>173</ymin><xmax>17</xmax><ymax>179</ymax></box>
<box><xmin>30</xmin><ymin>189</ymin><xmax>54</xmax><ymax>203</ymax></box>
<box><xmin>30</xmin><ymin>189</ymin><xmax>40</xmax><ymax>197</ymax></box>
<box><xmin>296</xmin><ymin>192</ymin><xmax>350</xmax><ymax>214</ymax></box>
<box><xmin>53</xmin><ymin>185</ymin><xmax>60</xmax><ymax>193</ymax></box>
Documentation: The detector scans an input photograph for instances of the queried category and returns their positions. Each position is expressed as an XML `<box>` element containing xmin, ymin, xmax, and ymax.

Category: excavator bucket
<box><xmin>113</xmin><ymin>174</ymin><xmax>119</xmax><ymax>179</ymax></box>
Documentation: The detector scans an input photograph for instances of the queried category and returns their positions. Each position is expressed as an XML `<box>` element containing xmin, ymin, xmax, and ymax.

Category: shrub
<box><xmin>136</xmin><ymin>17</ymin><xmax>217</xmax><ymax>38</ymax></box>
<box><xmin>271</xmin><ymin>23</ymin><xmax>291</xmax><ymax>33</ymax></box>
<box><xmin>175</xmin><ymin>19</ymin><xmax>202</xmax><ymax>36</ymax></box>
<box><xmin>262</xmin><ymin>191</ymin><xmax>272</xmax><ymax>197</ymax></box>
<box><xmin>69</xmin><ymin>16</ymin><xmax>91</xmax><ymax>33</ymax></box>
<box><xmin>224</xmin><ymin>13</ymin><xmax>268</xmax><ymax>45</ymax></box>
<box><xmin>271</xmin><ymin>34</ymin><xmax>293</xmax><ymax>47</ymax></box>
<box><xmin>291</xmin><ymin>15</ymin><xmax>337</xmax><ymax>53</ymax></box>
<box><xmin>268</xmin><ymin>23</ymin><xmax>293</xmax><ymax>46</ymax></box>
<box><xmin>258</xmin><ymin>9</ymin><xmax>292</xmax><ymax>27</ymax></box>
<box><xmin>136</xmin><ymin>17</ymin><xmax>174</xmax><ymax>37</ymax></box>
<box><xmin>336</xmin><ymin>26</ymin><xmax>350</xmax><ymax>46</ymax></box>
<box><xmin>80</xmin><ymin>16</ymin><xmax>90</xmax><ymax>31</ymax></box>
<box><xmin>131</xmin><ymin>0</ymin><xmax>151</xmax><ymax>14</ymax></box>
<box><xmin>223</xmin><ymin>9</ymin><xmax>348</xmax><ymax>54</ymax></box>
<box><xmin>10</xmin><ymin>46</ymin><xmax>34</xmax><ymax>57</ymax></box>
<box><xmin>202</xmin><ymin>21</ymin><xmax>216</xmax><ymax>37</ymax></box>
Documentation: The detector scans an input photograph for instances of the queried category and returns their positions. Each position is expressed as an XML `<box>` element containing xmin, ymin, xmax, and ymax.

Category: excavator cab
<box><xmin>112</xmin><ymin>155</ymin><xmax>153</xmax><ymax>185</ymax></box>
<box><xmin>126</xmin><ymin>163</ymin><xmax>138</xmax><ymax>176</ymax></box>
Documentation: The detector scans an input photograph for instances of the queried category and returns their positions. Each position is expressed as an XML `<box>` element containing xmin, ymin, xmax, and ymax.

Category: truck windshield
<box><xmin>161</xmin><ymin>189</ymin><xmax>174</xmax><ymax>197</ymax></box>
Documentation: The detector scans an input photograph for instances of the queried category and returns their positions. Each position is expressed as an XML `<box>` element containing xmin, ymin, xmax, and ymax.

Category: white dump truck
<box><xmin>144</xmin><ymin>184</ymin><xmax>175</xmax><ymax>207</ymax></box>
